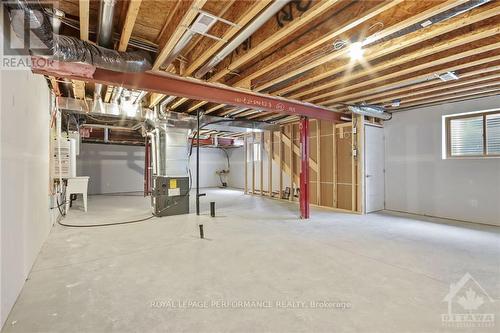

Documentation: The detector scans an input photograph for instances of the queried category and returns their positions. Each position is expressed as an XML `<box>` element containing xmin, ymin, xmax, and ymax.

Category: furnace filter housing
<box><xmin>151</xmin><ymin>125</ymin><xmax>190</xmax><ymax>216</ymax></box>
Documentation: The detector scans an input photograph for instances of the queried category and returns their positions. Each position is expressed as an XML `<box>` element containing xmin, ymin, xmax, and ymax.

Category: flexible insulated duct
<box><xmin>3</xmin><ymin>0</ymin><xmax>151</xmax><ymax>72</ymax></box>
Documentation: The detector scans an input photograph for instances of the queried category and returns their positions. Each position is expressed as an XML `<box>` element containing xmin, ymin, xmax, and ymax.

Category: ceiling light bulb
<box><xmin>349</xmin><ymin>42</ymin><xmax>364</xmax><ymax>60</ymax></box>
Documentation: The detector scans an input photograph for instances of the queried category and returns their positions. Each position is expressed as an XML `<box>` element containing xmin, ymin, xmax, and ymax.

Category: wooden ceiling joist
<box><xmin>74</xmin><ymin>0</ymin><xmax>90</xmax><ymax>104</ymax></box>
<box><xmin>79</xmin><ymin>0</ymin><xmax>89</xmax><ymax>41</ymax></box>
<box><xmin>359</xmin><ymin>62</ymin><xmax>500</xmax><ymax>104</ymax></box>
<box><xmin>230</xmin><ymin>0</ymin><xmax>405</xmax><ymax>88</ymax></box>
<box><xmin>172</xmin><ymin>0</ymin><xmax>345</xmax><ymax>113</ymax></box>
<box><xmin>104</xmin><ymin>85</ymin><xmax>114</xmax><ymax>103</ymax></box>
<box><xmin>209</xmin><ymin>0</ymin><xmax>343</xmax><ymax>82</ymax></box>
<box><xmin>149</xmin><ymin>92</ymin><xmax>166</xmax><ymax>108</ymax></box>
<box><xmin>250</xmin><ymin>0</ymin><xmax>407</xmax><ymax>92</ymax></box>
<box><xmin>45</xmin><ymin>0</ymin><xmax>500</xmax><ymax>121</ymax></box>
<box><xmin>393</xmin><ymin>80</ymin><xmax>500</xmax><ymax>107</ymax></box>
<box><xmin>247</xmin><ymin>111</ymin><xmax>276</xmax><ymax>120</ymax></box>
<box><xmin>321</xmin><ymin>43</ymin><xmax>500</xmax><ymax>107</ymax></box>
<box><xmin>395</xmin><ymin>86</ymin><xmax>500</xmax><ymax>110</ymax></box>
<box><xmin>217</xmin><ymin>106</ymin><xmax>244</xmax><ymax>117</ymax></box>
<box><xmin>153</xmin><ymin>0</ymin><xmax>208</xmax><ymax>71</ymax></box>
<box><xmin>334</xmin><ymin>51</ymin><xmax>500</xmax><ymax>107</ymax></box>
<box><xmin>118</xmin><ymin>0</ymin><xmax>143</xmax><ymax>52</ymax></box>
<box><xmin>374</xmin><ymin>71</ymin><xmax>500</xmax><ymax>105</ymax></box>
<box><xmin>235</xmin><ymin>109</ymin><xmax>261</xmax><ymax>118</ymax></box>
<box><xmin>49</xmin><ymin>76</ymin><xmax>61</xmax><ymax>96</ymax></box>
<box><xmin>396</xmin><ymin>90</ymin><xmax>500</xmax><ymax>112</ymax></box>
<box><xmin>148</xmin><ymin>0</ymin><xmax>207</xmax><ymax>107</ymax></box>
<box><xmin>187</xmin><ymin>101</ymin><xmax>209</xmax><ymax>113</ymax></box>
<box><xmin>72</xmin><ymin>80</ymin><xmax>86</xmax><ymax>100</ymax></box>
<box><xmin>181</xmin><ymin>0</ymin><xmax>238</xmax><ymax>58</ymax></box>
<box><xmin>170</xmin><ymin>97</ymin><xmax>189</xmax><ymax>110</ymax></box>
<box><xmin>272</xmin><ymin>0</ymin><xmax>497</xmax><ymax>97</ymax></box>
<box><xmin>184</xmin><ymin>0</ymin><xmax>273</xmax><ymax>76</ymax></box>
<box><xmin>205</xmin><ymin>104</ymin><xmax>227</xmax><ymax>114</ymax></box>
<box><xmin>302</xmin><ymin>21</ymin><xmax>500</xmax><ymax>103</ymax></box>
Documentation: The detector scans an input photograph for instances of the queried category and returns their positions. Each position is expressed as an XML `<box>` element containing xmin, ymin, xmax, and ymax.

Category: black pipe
<box><xmin>210</xmin><ymin>202</ymin><xmax>215</xmax><ymax>217</ymax></box>
<box><xmin>199</xmin><ymin>224</ymin><xmax>204</xmax><ymax>239</ymax></box>
<box><xmin>196</xmin><ymin>109</ymin><xmax>200</xmax><ymax>215</ymax></box>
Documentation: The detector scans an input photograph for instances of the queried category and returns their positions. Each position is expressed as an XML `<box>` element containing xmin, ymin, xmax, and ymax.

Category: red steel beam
<box><xmin>31</xmin><ymin>59</ymin><xmax>342</xmax><ymax>122</ymax></box>
<box><xmin>299</xmin><ymin>116</ymin><xmax>310</xmax><ymax>219</ymax></box>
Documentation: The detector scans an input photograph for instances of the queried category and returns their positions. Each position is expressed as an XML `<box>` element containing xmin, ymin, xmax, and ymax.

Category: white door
<box><xmin>364</xmin><ymin>125</ymin><xmax>385</xmax><ymax>213</ymax></box>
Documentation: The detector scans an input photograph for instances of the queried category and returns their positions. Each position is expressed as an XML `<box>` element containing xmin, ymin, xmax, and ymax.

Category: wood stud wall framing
<box><xmin>243</xmin><ymin>117</ymin><xmax>372</xmax><ymax>215</ymax></box>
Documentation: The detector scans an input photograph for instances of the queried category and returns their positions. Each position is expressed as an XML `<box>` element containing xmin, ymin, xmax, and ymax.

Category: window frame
<box><xmin>445</xmin><ymin>109</ymin><xmax>500</xmax><ymax>159</ymax></box>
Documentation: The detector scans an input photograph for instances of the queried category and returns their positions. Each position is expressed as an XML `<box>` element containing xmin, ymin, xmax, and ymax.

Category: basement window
<box><xmin>444</xmin><ymin>109</ymin><xmax>500</xmax><ymax>158</ymax></box>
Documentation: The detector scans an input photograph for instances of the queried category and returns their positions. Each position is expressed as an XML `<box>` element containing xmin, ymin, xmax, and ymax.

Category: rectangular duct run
<box><xmin>150</xmin><ymin>124</ymin><xmax>190</xmax><ymax>216</ymax></box>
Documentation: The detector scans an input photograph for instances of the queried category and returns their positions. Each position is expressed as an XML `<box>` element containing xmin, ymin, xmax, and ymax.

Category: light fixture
<box><xmin>349</xmin><ymin>42</ymin><xmax>364</xmax><ymax>60</ymax></box>
<box><xmin>435</xmin><ymin>71</ymin><xmax>459</xmax><ymax>82</ymax></box>
<box><xmin>392</xmin><ymin>99</ymin><xmax>401</xmax><ymax>107</ymax></box>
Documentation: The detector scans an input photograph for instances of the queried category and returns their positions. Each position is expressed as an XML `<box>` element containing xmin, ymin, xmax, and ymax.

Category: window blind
<box><xmin>449</xmin><ymin>116</ymin><xmax>483</xmax><ymax>156</ymax></box>
<box><xmin>486</xmin><ymin>113</ymin><xmax>500</xmax><ymax>155</ymax></box>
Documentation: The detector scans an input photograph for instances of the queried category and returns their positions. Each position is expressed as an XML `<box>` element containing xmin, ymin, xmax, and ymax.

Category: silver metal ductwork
<box><xmin>3</xmin><ymin>0</ymin><xmax>151</xmax><ymax>72</ymax></box>
<box><xmin>58</xmin><ymin>97</ymin><xmax>281</xmax><ymax>131</ymax></box>
<box><xmin>97</xmin><ymin>0</ymin><xmax>116</xmax><ymax>48</ymax></box>
<box><xmin>149</xmin><ymin>123</ymin><xmax>191</xmax><ymax>217</ymax></box>
<box><xmin>347</xmin><ymin>105</ymin><xmax>392</xmax><ymax>120</ymax></box>
<box><xmin>152</xmin><ymin>125</ymin><xmax>190</xmax><ymax>178</ymax></box>
<box><xmin>58</xmin><ymin>96</ymin><xmax>147</xmax><ymax>119</ymax></box>
<box><xmin>195</xmin><ymin>0</ymin><xmax>292</xmax><ymax>78</ymax></box>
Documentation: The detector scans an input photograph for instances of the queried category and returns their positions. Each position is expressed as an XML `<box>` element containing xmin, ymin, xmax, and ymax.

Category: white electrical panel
<box><xmin>51</xmin><ymin>137</ymin><xmax>71</xmax><ymax>179</ymax></box>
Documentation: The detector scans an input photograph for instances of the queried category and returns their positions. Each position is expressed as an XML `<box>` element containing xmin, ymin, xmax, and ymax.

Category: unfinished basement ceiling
<box><xmin>46</xmin><ymin>0</ymin><xmax>500</xmax><ymax>121</ymax></box>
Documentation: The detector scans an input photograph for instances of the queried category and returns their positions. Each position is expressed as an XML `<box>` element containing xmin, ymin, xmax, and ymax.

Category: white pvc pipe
<box><xmin>69</xmin><ymin>138</ymin><xmax>77</xmax><ymax>177</ymax></box>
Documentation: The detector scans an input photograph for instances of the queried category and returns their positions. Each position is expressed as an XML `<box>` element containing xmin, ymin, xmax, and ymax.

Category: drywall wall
<box><xmin>77</xmin><ymin>144</ymin><xmax>228</xmax><ymax>194</ymax></box>
<box><xmin>189</xmin><ymin>147</ymin><xmax>229</xmax><ymax>188</ymax></box>
<box><xmin>0</xmin><ymin>69</ymin><xmax>52</xmax><ymax>326</ymax></box>
<box><xmin>228</xmin><ymin>147</ymin><xmax>245</xmax><ymax>189</ymax></box>
<box><xmin>384</xmin><ymin>95</ymin><xmax>500</xmax><ymax>226</ymax></box>
<box><xmin>77</xmin><ymin>143</ymin><xmax>145</xmax><ymax>194</ymax></box>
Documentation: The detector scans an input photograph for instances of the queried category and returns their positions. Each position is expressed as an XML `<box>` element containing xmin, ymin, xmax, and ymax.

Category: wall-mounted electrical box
<box><xmin>51</xmin><ymin>136</ymin><xmax>77</xmax><ymax>179</ymax></box>
<box><xmin>51</xmin><ymin>137</ymin><xmax>71</xmax><ymax>179</ymax></box>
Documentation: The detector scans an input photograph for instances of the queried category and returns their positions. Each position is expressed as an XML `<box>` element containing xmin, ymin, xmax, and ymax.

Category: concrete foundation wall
<box><xmin>384</xmin><ymin>95</ymin><xmax>500</xmax><ymax>226</ymax></box>
<box><xmin>0</xmin><ymin>70</ymin><xmax>52</xmax><ymax>327</ymax></box>
<box><xmin>77</xmin><ymin>144</ymin><xmax>228</xmax><ymax>194</ymax></box>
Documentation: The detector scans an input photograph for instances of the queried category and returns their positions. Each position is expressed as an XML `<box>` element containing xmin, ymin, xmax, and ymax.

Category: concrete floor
<box><xmin>3</xmin><ymin>188</ymin><xmax>500</xmax><ymax>333</ymax></box>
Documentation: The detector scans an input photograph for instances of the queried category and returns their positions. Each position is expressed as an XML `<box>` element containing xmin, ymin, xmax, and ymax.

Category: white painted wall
<box><xmin>228</xmin><ymin>148</ymin><xmax>245</xmax><ymax>189</ymax></box>
<box><xmin>0</xmin><ymin>70</ymin><xmax>52</xmax><ymax>327</ymax></box>
<box><xmin>384</xmin><ymin>95</ymin><xmax>500</xmax><ymax>226</ymax></box>
<box><xmin>77</xmin><ymin>144</ymin><xmax>228</xmax><ymax>194</ymax></box>
<box><xmin>190</xmin><ymin>147</ymin><xmax>229</xmax><ymax>188</ymax></box>
<box><xmin>77</xmin><ymin>143</ymin><xmax>145</xmax><ymax>194</ymax></box>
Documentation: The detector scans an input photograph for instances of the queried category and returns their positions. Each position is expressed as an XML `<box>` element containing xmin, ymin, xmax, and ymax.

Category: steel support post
<box><xmin>299</xmin><ymin>116</ymin><xmax>310</xmax><ymax>219</ymax></box>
